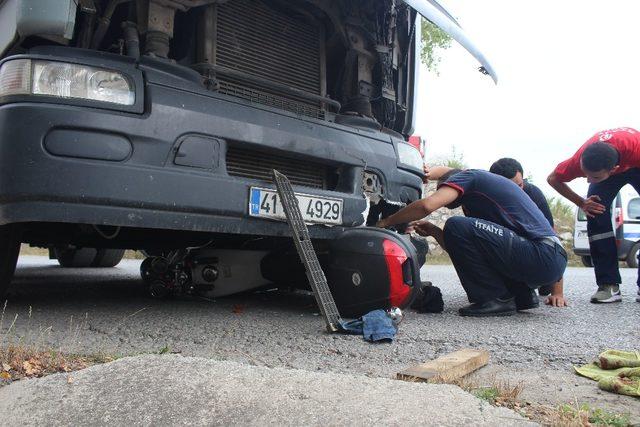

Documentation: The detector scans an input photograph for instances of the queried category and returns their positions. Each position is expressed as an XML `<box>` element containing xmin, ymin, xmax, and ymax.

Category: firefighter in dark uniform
<box><xmin>490</xmin><ymin>158</ymin><xmax>567</xmax><ymax>307</ymax></box>
<box><xmin>376</xmin><ymin>167</ymin><xmax>567</xmax><ymax>317</ymax></box>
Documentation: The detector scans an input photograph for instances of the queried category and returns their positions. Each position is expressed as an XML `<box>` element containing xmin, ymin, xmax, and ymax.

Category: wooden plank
<box><xmin>396</xmin><ymin>348</ymin><xmax>489</xmax><ymax>383</ymax></box>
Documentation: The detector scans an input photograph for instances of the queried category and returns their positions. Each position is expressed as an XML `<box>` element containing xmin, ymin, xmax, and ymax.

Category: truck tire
<box><xmin>626</xmin><ymin>243</ymin><xmax>640</xmax><ymax>269</ymax></box>
<box><xmin>91</xmin><ymin>249</ymin><xmax>125</xmax><ymax>268</ymax></box>
<box><xmin>55</xmin><ymin>247</ymin><xmax>98</xmax><ymax>268</ymax></box>
<box><xmin>581</xmin><ymin>256</ymin><xmax>594</xmax><ymax>268</ymax></box>
<box><xmin>0</xmin><ymin>225</ymin><xmax>21</xmax><ymax>298</ymax></box>
<box><xmin>55</xmin><ymin>247</ymin><xmax>125</xmax><ymax>268</ymax></box>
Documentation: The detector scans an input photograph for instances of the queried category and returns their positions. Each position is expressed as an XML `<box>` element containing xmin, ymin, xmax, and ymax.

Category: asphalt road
<box><xmin>3</xmin><ymin>256</ymin><xmax>640</xmax><ymax>420</ymax></box>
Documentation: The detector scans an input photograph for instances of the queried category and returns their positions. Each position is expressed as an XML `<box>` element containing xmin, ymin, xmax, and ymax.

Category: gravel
<box><xmin>3</xmin><ymin>256</ymin><xmax>640</xmax><ymax>421</ymax></box>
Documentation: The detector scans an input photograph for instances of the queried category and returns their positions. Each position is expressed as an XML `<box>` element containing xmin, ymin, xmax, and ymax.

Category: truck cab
<box><xmin>0</xmin><ymin>0</ymin><xmax>495</xmax><ymax>296</ymax></box>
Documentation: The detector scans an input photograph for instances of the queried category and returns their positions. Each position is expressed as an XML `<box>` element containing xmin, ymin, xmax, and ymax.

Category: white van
<box><xmin>573</xmin><ymin>185</ymin><xmax>640</xmax><ymax>267</ymax></box>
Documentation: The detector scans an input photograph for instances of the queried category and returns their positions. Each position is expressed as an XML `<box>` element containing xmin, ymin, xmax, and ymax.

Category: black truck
<box><xmin>0</xmin><ymin>0</ymin><xmax>495</xmax><ymax>297</ymax></box>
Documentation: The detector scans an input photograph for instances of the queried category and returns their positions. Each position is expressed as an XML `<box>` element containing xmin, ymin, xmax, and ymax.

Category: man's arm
<box><xmin>547</xmin><ymin>172</ymin><xmax>605</xmax><ymax>217</ymax></box>
<box><xmin>547</xmin><ymin>172</ymin><xmax>584</xmax><ymax>206</ymax></box>
<box><xmin>376</xmin><ymin>186</ymin><xmax>460</xmax><ymax>228</ymax></box>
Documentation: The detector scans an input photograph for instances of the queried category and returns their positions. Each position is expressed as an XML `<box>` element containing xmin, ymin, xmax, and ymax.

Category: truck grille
<box><xmin>226</xmin><ymin>146</ymin><xmax>330</xmax><ymax>190</ymax></box>
<box><xmin>215</xmin><ymin>0</ymin><xmax>324</xmax><ymax>119</ymax></box>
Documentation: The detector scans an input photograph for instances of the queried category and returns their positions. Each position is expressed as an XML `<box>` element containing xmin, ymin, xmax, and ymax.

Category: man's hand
<box><xmin>376</xmin><ymin>218</ymin><xmax>389</xmax><ymax>228</ymax></box>
<box><xmin>408</xmin><ymin>220</ymin><xmax>447</xmax><ymax>250</ymax></box>
<box><xmin>545</xmin><ymin>294</ymin><xmax>568</xmax><ymax>307</ymax></box>
<box><xmin>407</xmin><ymin>220</ymin><xmax>440</xmax><ymax>237</ymax></box>
<box><xmin>580</xmin><ymin>195</ymin><xmax>606</xmax><ymax>217</ymax></box>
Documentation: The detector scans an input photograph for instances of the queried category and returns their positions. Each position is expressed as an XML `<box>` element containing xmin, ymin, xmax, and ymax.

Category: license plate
<box><xmin>249</xmin><ymin>187</ymin><xmax>343</xmax><ymax>225</ymax></box>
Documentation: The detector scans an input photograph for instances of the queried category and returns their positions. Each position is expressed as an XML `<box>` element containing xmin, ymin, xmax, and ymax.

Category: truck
<box><xmin>0</xmin><ymin>0</ymin><xmax>495</xmax><ymax>298</ymax></box>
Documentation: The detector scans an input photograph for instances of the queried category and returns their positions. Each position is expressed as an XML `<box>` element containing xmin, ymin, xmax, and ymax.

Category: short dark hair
<box><xmin>437</xmin><ymin>168</ymin><xmax>462</xmax><ymax>187</ymax></box>
<box><xmin>489</xmin><ymin>158</ymin><xmax>523</xmax><ymax>179</ymax></box>
<box><xmin>581</xmin><ymin>142</ymin><xmax>619</xmax><ymax>172</ymax></box>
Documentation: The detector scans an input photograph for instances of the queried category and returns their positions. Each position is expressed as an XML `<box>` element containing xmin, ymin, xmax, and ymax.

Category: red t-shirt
<box><xmin>553</xmin><ymin>127</ymin><xmax>640</xmax><ymax>182</ymax></box>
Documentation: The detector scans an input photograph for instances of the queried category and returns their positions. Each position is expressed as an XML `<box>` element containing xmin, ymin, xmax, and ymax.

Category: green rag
<box><xmin>574</xmin><ymin>350</ymin><xmax>640</xmax><ymax>398</ymax></box>
<box><xmin>598</xmin><ymin>349</ymin><xmax>640</xmax><ymax>369</ymax></box>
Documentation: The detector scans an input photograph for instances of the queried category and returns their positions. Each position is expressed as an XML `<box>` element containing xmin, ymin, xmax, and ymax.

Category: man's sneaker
<box><xmin>590</xmin><ymin>285</ymin><xmax>622</xmax><ymax>303</ymax></box>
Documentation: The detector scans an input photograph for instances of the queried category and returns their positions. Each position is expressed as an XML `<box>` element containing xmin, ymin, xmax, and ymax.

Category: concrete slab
<box><xmin>0</xmin><ymin>354</ymin><xmax>535</xmax><ymax>426</ymax></box>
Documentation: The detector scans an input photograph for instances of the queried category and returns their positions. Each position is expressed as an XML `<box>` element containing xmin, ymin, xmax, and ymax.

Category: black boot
<box><xmin>515</xmin><ymin>289</ymin><xmax>539</xmax><ymax>311</ymax></box>
<box><xmin>537</xmin><ymin>285</ymin><xmax>553</xmax><ymax>296</ymax></box>
<box><xmin>458</xmin><ymin>297</ymin><xmax>516</xmax><ymax>317</ymax></box>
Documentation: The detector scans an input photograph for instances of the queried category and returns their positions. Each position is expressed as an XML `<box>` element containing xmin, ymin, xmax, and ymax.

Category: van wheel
<box><xmin>55</xmin><ymin>247</ymin><xmax>125</xmax><ymax>268</ymax></box>
<box><xmin>626</xmin><ymin>243</ymin><xmax>640</xmax><ymax>269</ymax></box>
<box><xmin>91</xmin><ymin>249</ymin><xmax>125</xmax><ymax>268</ymax></box>
<box><xmin>55</xmin><ymin>247</ymin><xmax>98</xmax><ymax>268</ymax></box>
<box><xmin>0</xmin><ymin>225</ymin><xmax>21</xmax><ymax>298</ymax></box>
<box><xmin>581</xmin><ymin>256</ymin><xmax>594</xmax><ymax>268</ymax></box>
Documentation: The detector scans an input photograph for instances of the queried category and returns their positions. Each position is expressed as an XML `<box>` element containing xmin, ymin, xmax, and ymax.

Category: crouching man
<box><xmin>376</xmin><ymin>167</ymin><xmax>567</xmax><ymax>317</ymax></box>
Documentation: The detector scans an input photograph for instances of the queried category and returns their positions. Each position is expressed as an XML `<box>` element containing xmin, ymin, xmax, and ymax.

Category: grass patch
<box><xmin>19</xmin><ymin>244</ymin><xmax>48</xmax><ymax>257</ymax></box>
<box><xmin>437</xmin><ymin>374</ymin><xmax>631</xmax><ymax>426</ymax></box>
<box><xmin>0</xmin><ymin>302</ymin><xmax>172</xmax><ymax>386</ymax></box>
<box><xmin>554</xmin><ymin>403</ymin><xmax>630</xmax><ymax>427</ymax></box>
<box><xmin>472</xmin><ymin>386</ymin><xmax>501</xmax><ymax>403</ymax></box>
<box><xmin>522</xmin><ymin>402</ymin><xmax>632</xmax><ymax>427</ymax></box>
<box><xmin>426</xmin><ymin>247</ymin><xmax>590</xmax><ymax>268</ymax></box>
<box><xmin>0</xmin><ymin>302</ymin><xmax>118</xmax><ymax>385</ymax></box>
<box><xmin>454</xmin><ymin>377</ymin><xmax>523</xmax><ymax>408</ymax></box>
<box><xmin>425</xmin><ymin>252</ymin><xmax>452</xmax><ymax>265</ymax></box>
<box><xmin>426</xmin><ymin>246</ymin><xmax>594</xmax><ymax>268</ymax></box>
<box><xmin>19</xmin><ymin>245</ymin><xmax>144</xmax><ymax>260</ymax></box>
<box><xmin>124</xmin><ymin>250</ymin><xmax>145</xmax><ymax>260</ymax></box>
<box><xmin>0</xmin><ymin>346</ymin><xmax>115</xmax><ymax>383</ymax></box>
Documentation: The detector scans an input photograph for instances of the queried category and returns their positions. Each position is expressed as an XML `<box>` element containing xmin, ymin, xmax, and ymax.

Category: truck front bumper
<box><xmin>0</xmin><ymin>56</ymin><xmax>422</xmax><ymax>239</ymax></box>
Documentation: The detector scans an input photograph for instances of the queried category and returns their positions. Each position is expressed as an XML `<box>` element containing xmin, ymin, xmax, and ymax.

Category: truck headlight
<box><xmin>396</xmin><ymin>142</ymin><xmax>424</xmax><ymax>170</ymax></box>
<box><xmin>0</xmin><ymin>59</ymin><xmax>135</xmax><ymax>106</ymax></box>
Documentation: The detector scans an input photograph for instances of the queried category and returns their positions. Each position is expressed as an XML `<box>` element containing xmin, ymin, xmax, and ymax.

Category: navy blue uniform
<box><xmin>439</xmin><ymin>170</ymin><xmax>567</xmax><ymax>303</ymax></box>
<box><xmin>523</xmin><ymin>182</ymin><xmax>554</xmax><ymax>228</ymax></box>
<box><xmin>586</xmin><ymin>168</ymin><xmax>640</xmax><ymax>286</ymax></box>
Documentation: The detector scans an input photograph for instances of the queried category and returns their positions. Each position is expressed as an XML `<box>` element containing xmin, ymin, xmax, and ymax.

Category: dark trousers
<box><xmin>587</xmin><ymin>168</ymin><xmax>640</xmax><ymax>287</ymax></box>
<box><xmin>443</xmin><ymin>216</ymin><xmax>567</xmax><ymax>303</ymax></box>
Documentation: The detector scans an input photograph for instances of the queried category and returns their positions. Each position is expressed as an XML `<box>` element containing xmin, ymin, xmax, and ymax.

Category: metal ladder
<box><xmin>272</xmin><ymin>169</ymin><xmax>342</xmax><ymax>332</ymax></box>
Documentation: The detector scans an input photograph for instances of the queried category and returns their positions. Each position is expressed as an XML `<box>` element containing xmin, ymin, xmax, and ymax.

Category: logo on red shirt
<box><xmin>598</xmin><ymin>127</ymin><xmax>636</xmax><ymax>142</ymax></box>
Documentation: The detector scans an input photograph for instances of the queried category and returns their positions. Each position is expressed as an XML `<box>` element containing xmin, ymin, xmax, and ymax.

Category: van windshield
<box><xmin>628</xmin><ymin>197</ymin><xmax>640</xmax><ymax>220</ymax></box>
<box><xmin>577</xmin><ymin>209</ymin><xmax>587</xmax><ymax>221</ymax></box>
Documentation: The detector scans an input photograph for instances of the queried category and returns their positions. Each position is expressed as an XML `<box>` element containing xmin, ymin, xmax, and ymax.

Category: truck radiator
<box><xmin>226</xmin><ymin>146</ymin><xmax>331</xmax><ymax>190</ymax></box>
<box><xmin>214</xmin><ymin>0</ymin><xmax>324</xmax><ymax>119</ymax></box>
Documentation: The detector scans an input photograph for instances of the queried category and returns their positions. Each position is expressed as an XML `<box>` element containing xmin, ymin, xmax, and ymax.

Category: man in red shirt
<box><xmin>547</xmin><ymin>127</ymin><xmax>640</xmax><ymax>304</ymax></box>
